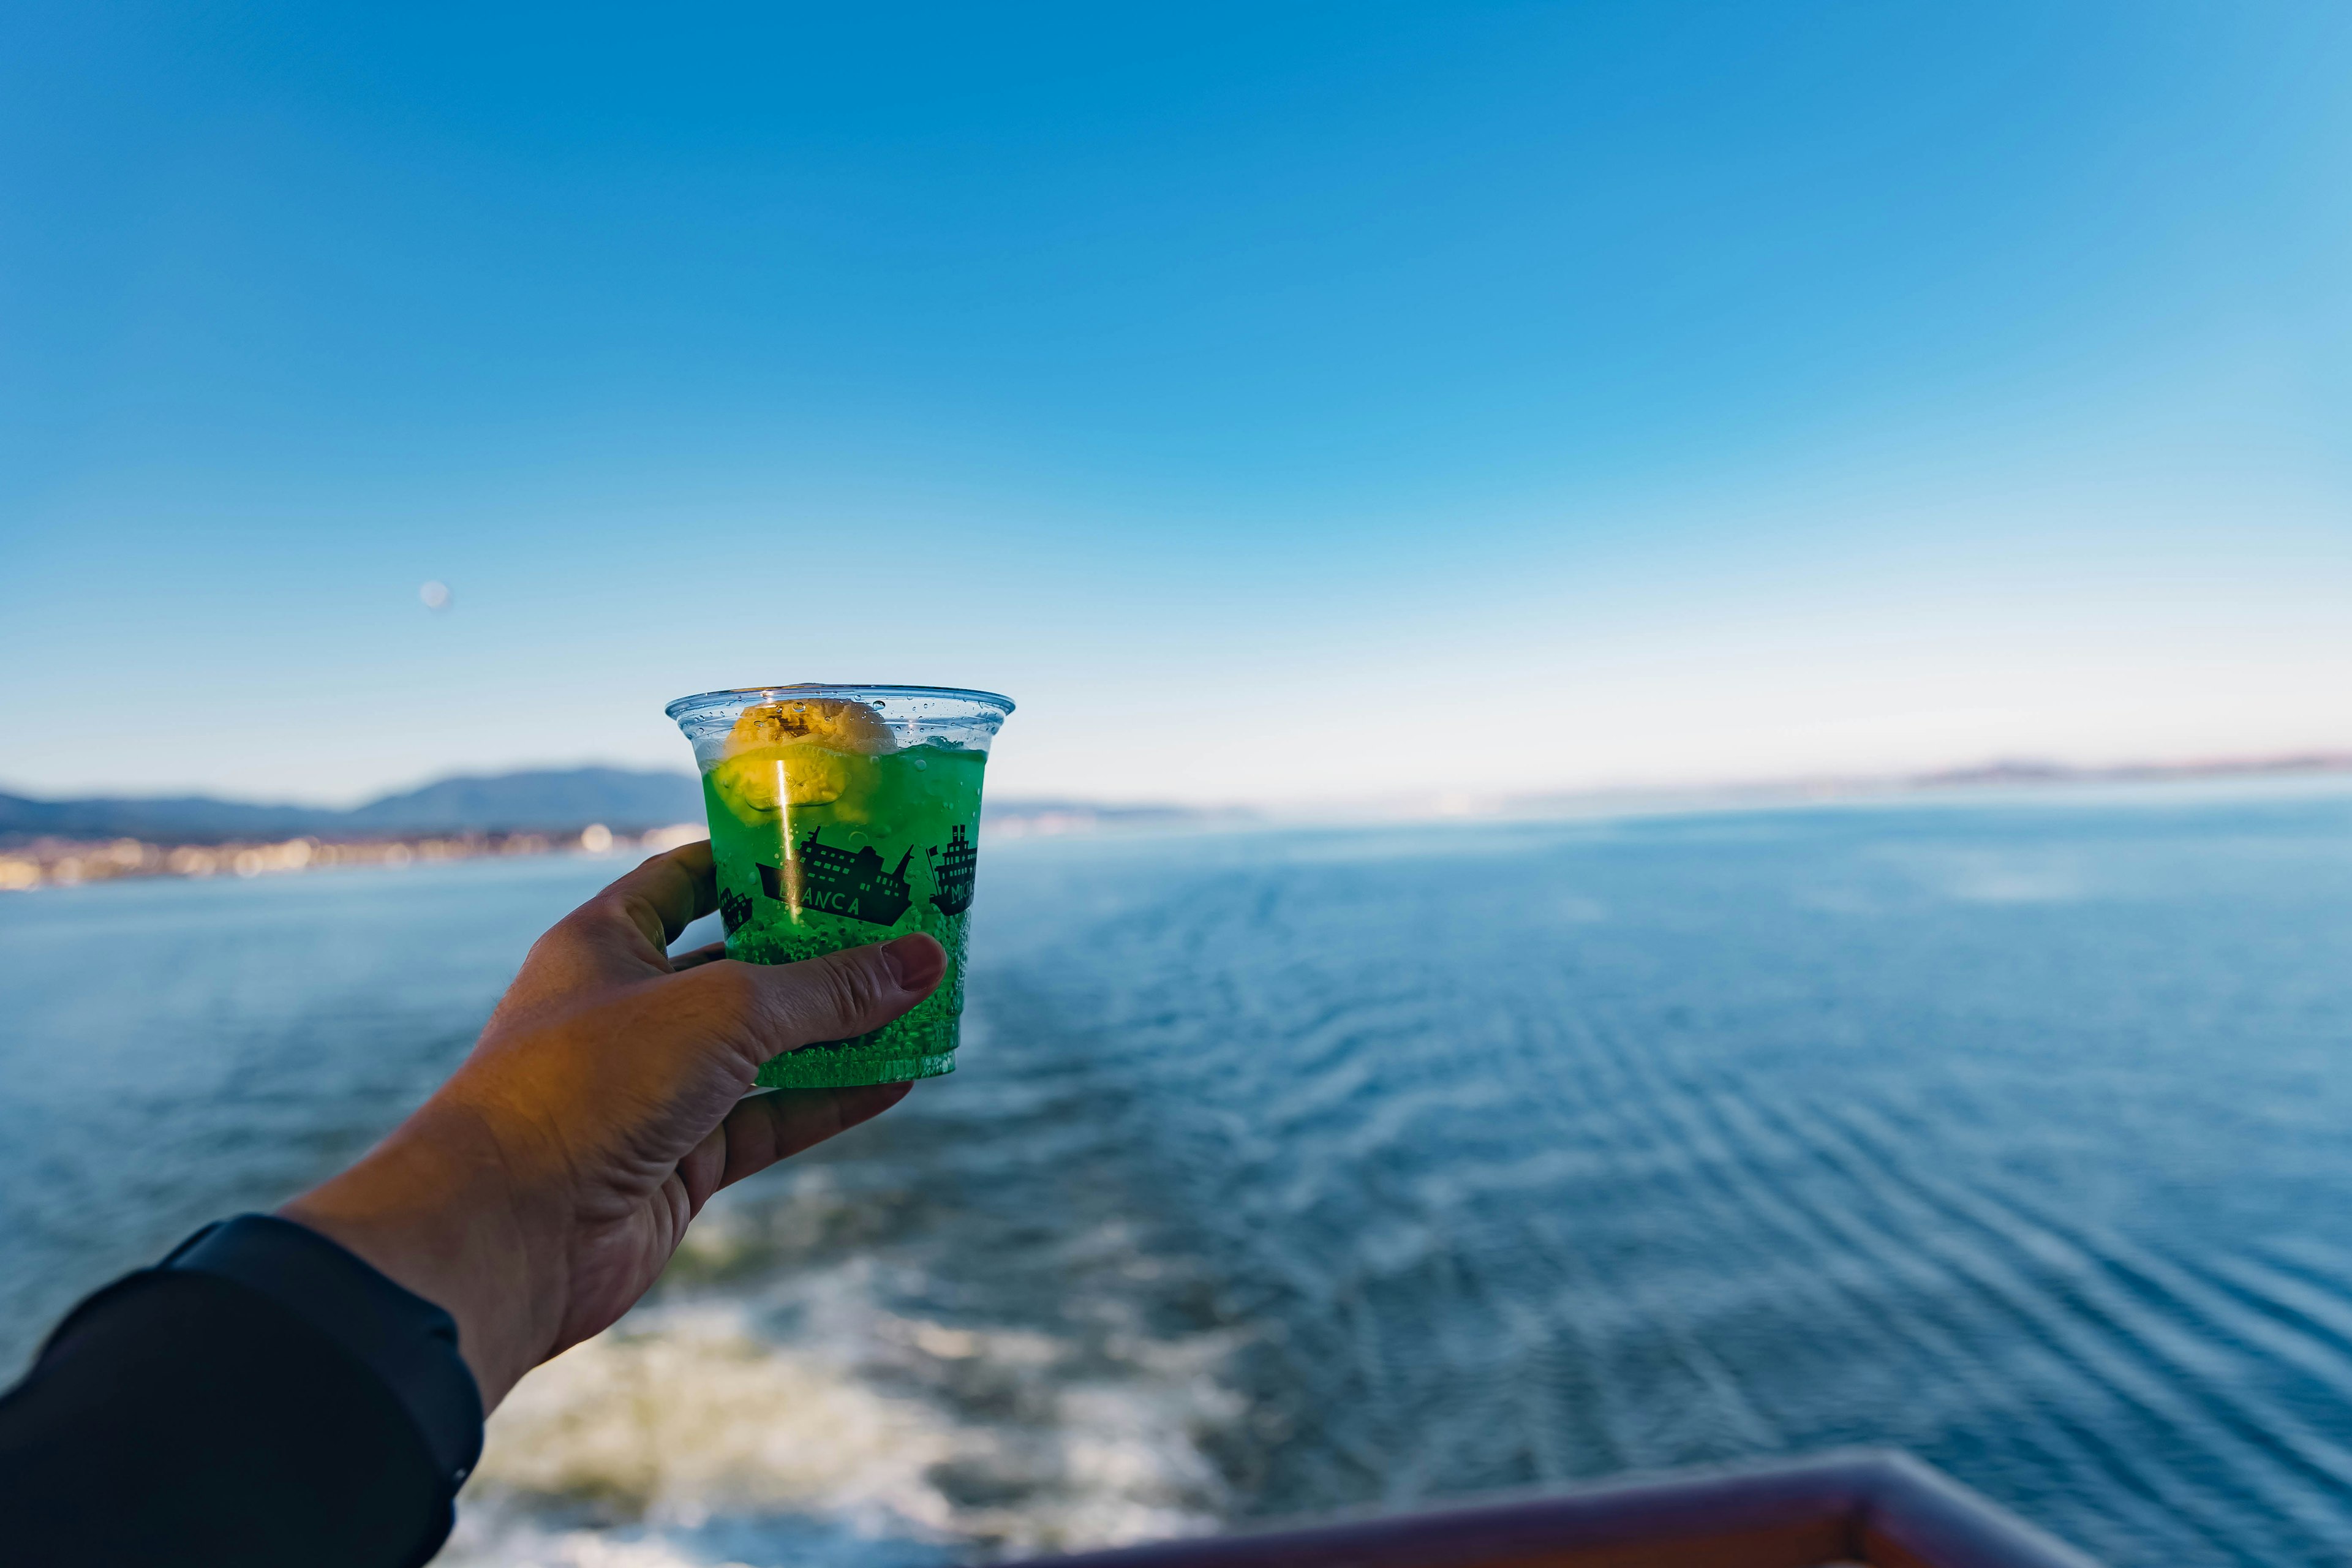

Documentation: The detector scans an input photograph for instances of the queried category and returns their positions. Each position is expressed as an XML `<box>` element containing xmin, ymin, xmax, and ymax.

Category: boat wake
<box><xmin>442</xmin><ymin>998</ymin><xmax>1250</xmax><ymax>1567</ymax></box>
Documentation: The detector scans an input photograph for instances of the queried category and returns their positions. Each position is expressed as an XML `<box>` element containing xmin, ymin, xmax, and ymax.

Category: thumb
<box><xmin>729</xmin><ymin>933</ymin><xmax>948</xmax><ymax>1061</ymax></box>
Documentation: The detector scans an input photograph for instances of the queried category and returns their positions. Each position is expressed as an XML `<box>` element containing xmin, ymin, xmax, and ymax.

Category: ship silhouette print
<box><xmin>927</xmin><ymin>824</ymin><xmax>977</xmax><ymax>915</ymax></box>
<box><xmin>760</xmin><ymin>828</ymin><xmax>914</xmax><ymax>927</ymax></box>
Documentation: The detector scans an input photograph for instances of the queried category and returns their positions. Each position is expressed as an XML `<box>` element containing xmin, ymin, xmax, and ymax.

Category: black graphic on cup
<box><xmin>927</xmin><ymin>824</ymin><xmax>978</xmax><ymax>915</ymax></box>
<box><xmin>760</xmin><ymin>828</ymin><xmax>914</xmax><ymax>926</ymax></box>
<box><xmin>718</xmin><ymin>886</ymin><xmax>753</xmax><ymax>935</ymax></box>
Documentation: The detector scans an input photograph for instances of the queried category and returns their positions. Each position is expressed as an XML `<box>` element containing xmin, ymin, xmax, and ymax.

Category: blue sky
<box><xmin>5</xmin><ymin>2</ymin><xmax>2350</xmax><ymax>806</ymax></box>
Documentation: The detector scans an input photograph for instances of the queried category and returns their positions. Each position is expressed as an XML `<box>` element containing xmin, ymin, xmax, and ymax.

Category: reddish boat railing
<box><xmin>1006</xmin><ymin>1450</ymin><xmax>2101</xmax><ymax>1568</ymax></box>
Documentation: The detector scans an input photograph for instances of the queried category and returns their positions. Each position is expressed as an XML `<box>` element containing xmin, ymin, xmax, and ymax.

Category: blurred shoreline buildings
<box><xmin>0</xmin><ymin>824</ymin><xmax>710</xmax><ymax>893</ymax></box>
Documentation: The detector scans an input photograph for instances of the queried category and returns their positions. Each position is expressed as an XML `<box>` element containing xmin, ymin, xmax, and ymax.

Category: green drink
<box><xmin>665</xmin><ymin>684</ymin><xmax>1014</xmax><ymax>1089</ymax></box>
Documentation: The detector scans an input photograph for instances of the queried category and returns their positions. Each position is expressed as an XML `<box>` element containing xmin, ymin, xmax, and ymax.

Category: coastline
<box><xmin>0</xmin><ymin>824</ymin><xmax>706</xmax><ymax>894</ymax></box>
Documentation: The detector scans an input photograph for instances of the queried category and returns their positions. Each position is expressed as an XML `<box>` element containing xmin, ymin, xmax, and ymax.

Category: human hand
<box><xmin>281</xmin><ymin>842</ymin><xmax>941</xmax><ymax>1409</ymax></box>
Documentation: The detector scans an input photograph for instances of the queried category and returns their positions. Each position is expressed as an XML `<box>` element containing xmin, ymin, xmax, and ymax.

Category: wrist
<box><xmin>281</xmin><ymin>1099</ymin><xmax>567</xmax><ymax>1409</ymax></box>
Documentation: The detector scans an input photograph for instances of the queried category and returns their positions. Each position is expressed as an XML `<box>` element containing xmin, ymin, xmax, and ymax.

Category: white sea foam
<box><xmin>440</xmin><ymin>1248</ymin><xmax>1245</xmax><ymax>1567</ymax></box>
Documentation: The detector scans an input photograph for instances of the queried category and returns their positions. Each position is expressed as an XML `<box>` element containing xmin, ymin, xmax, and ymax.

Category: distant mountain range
<box><xmin>1491</xmin><ymin>750</ymin><xmax>2352</xmax><ymax>819</ymax></box>
<box><xmin>1912</xmin><ymin>752</ymin><xmax>2352</xmax><ymax>788</ymax></box>
<box><xmin>0</xmin><ymin>769</ymin><xmax>1216</xmax><ymax>844</ymax></box>
<box><xmin>0</xmin><ymin>767</ymin><xmax>705</xmax><ymax>842</ymax></box>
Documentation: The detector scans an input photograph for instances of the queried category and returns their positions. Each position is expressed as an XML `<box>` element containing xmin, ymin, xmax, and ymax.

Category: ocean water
<box><xmin>7</xmin><ymin>785</ymin><xmax>2352</xmax><ymax>1567</ymax></box>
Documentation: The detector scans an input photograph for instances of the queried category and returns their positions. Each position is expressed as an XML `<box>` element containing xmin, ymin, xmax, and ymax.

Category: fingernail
<box><xmin>880</xmin><ymin>933</ymin><xmax>945</xmax><ymax>991</ymax></box>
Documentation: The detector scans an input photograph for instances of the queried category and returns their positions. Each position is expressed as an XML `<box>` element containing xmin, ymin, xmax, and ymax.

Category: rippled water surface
<box><xmin>7</xmin><ymin>786</ymin><xmax>2352</xmax><ymax>1567</ymax></box>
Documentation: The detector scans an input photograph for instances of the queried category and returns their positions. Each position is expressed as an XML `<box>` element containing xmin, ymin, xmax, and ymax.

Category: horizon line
<box><xmin>7</xmin><ymin>744</ymin><xmax>2351</xmax><ymax>817</ymax></box>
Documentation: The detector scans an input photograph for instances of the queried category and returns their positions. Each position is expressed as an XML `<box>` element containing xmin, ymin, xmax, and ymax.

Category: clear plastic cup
<box><xmin>665</xmin><ymin>684</ymin><xmax>1014</xmax><ymax>1088</ymax></box>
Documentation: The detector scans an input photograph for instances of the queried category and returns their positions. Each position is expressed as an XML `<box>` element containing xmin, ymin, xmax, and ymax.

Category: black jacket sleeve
<box><xmin>0</xmin><ymin>1215</ymin><xmax>485</xmax><ymax>1567</ymax></box>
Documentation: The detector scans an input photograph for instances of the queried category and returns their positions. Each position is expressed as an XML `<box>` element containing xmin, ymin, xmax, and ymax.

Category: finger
<box><xmin>721</xmin><ymin>933</ymin><xmax>948</xmax><ymax>1063</ymax></box>
<box><xmin>668</xmin><ymin>940</ymin><xmax>728</xmax><ymax>971</ymax></box>
<box><xmin>715</xmin><ymin>1081</ymin><xmax>913</xmax><ymax>1190</ymax></box>
<box><xmin>549</xmin><ymin>841</ymin><xmax>714</xmax><ymax>970</ymax></box>
<box><xmin>674</xmin><ymin>1120</ymin><xmax>732</xmax><ymax>1216</ymax></box>
<box><xmin>605</xmin><ymin>840</ymin><xmax>717</xmax><ymax>947</ymax></box>
<box><xmin>510</xmin><ymin>843</ymin><xmax>720</xmax><ymax>1000</ymax></box>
